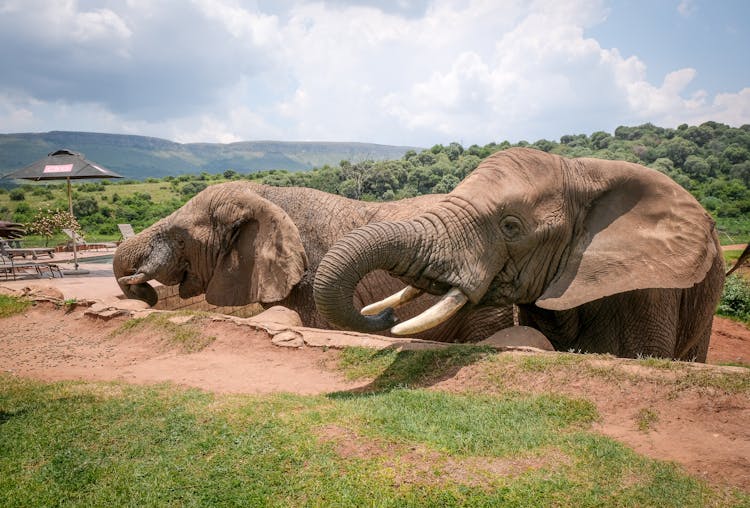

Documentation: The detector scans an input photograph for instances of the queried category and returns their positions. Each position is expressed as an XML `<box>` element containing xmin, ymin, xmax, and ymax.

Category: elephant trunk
<box><xmin>314</xmin><ymin>218</ymin><xmax>472</xmax><ymax>335</ymax></box>
<box><xmin>113</xmin><ymin>228</ymin><xmax>169</xmax><ymax>306</ymax></box>
<box><xmin>314</xmin><ymin>222</ymin><xmax>417</xmax><ymax>332</ymax></box>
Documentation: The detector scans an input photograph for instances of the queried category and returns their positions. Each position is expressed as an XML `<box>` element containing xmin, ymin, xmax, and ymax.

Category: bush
<box><xmin>9</xmin><ymin>189</ymin><xmax>25</xmax><ymax>201</ymax></box>
<box><xmin>718</xmin><ymin>274</ymin><xmax>750</xmax><ymax>322</ymax></box>
<box><xmin>179</xmin><ymin>182</ymin><xmax>207</xmax><ymax>197</ymax></box>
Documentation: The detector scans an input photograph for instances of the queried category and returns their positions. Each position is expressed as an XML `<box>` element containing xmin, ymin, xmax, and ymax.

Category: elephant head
<box><xmin>314</xmin><ymin>148</ymin><xmax>719</xmax><ymax>335</ymax></box>
<box><xmin>114</xmin><ymin>182</ymin><xmax>307</xmax><ymax>307</ymax></box>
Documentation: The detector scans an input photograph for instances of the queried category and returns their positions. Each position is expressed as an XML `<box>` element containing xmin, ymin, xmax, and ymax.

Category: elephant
<box><xmin>113</xmin><ymin>181</ymin><xmax>513</xmax><ymax>341</ymax></box>
<box><xmin>313</xmin><ymin>147</ymin><xmax>725</xmax><ymax>361</ymax></box>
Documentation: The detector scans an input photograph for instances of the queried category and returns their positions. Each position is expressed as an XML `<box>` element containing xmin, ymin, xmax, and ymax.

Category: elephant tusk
<box><xmin>118</xmin><ymin>273</ymin><xmax>149</xmax><ymax>285</ymax></box>
<box><xmin>390</xmin><ymin>287</ymin><xmax>468</xmax><ymax>336</ymax></box>
<box><xmin>360</xmin><ymin>285</ymin><xmax>424</xmax><ymax>316</ymax></box>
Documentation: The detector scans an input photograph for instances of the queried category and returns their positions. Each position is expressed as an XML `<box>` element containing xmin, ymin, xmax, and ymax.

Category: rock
<box><xmin>271</xmin><ymin>330</ymin><xmax>305</xmax><ymax>348</ymax></box>
<box><xmin>84</xmin><ymin>307</ymin><xmax>131</xmax><ymax>320</ymax></box>
<box><xmin>15</xmin><ymin>285</ymin><xmax>65</xmax><ymax>302</ymax></box>
<box><xmin>107</xmin><ymin>298</ymin><xmax>151</xmax><ymax>311</ymax></box>
<box><xmin>249</xmin><ymin>306</ymin><xmax>303</xmax><ymax>327</ymax></box>
<box><xmin>168</xmin><ymin>315</ymin><xmax>194</xmax><ymax>325</ymax></box>
<box><xmin>478</xmin><ymin>326</ymin><xmax>554</xmax><ymax>351</ymax></box>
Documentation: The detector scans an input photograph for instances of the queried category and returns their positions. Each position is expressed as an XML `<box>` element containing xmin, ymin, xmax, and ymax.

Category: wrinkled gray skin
<box><xmin>314</xmin><ymin>148</ymin><xmax>725</xmax><ymax>361</ymax></box>
<box><xmin>113</xmin><ymin>182</ymin><xmax>513</xmax><ymax>342</ymax></box>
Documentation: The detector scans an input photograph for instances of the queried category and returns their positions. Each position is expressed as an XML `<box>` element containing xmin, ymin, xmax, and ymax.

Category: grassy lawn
<box><xmin>1</xmin><ymin>346</ymin><xmax>747</xmax><ymax>506</ymax></box>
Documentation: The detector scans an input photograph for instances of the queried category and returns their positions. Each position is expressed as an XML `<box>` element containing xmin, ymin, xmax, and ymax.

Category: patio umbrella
<box><xmin>3</xmin><ymin>149</ymin><xmax>123</xmax><ymax>274</ymax></box>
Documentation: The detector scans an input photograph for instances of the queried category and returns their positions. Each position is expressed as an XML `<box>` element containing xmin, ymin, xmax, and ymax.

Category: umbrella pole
<box><xmin>67</xmin><ymin>177</ymin><xmax>79</xmax><ymax>270</ymax></box>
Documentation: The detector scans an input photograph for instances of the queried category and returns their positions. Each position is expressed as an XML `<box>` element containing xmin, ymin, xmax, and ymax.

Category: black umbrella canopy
<box><xmin>3</xmin><ymin>149</ymin><xmax>123</xmax><ymax>273</ymax></box>
<box><xmin>5</xmin><ymin>149</ymin><xmax>123</xmax><ymax>181</ymax></box>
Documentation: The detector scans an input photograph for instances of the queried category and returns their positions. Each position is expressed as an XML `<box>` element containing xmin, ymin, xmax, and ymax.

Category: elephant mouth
<box><xmin>360</xmin><ymin>284</ymin><xmax>470</xmax><ymax>336</ymax></box>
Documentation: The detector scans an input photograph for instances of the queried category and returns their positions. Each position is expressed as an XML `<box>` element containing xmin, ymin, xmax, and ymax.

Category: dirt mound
<box><xmin>0</xmin><ymin>302</ymin><xmax>748</xmax><ymax>489</ymax></box>
<box><xmin>0</xmin><ymin>303</ymin><xmax>365</xmax><ymax>394</ymax></box>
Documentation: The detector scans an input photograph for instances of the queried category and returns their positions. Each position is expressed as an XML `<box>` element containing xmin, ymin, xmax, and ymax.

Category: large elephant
<box><xmin>113</xmin><ymin>182</ymin><xmax>513</xmax><ymax>341</ymax></box>
<box><xmin>314</xmin><ymin>148</ymin><xmax>725</xmax><ymax>361</ymax></box>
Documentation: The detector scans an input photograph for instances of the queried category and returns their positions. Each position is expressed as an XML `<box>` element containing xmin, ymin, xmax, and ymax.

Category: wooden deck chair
<box><xmin>117</xmin><ymin>224</ymin><xmax>136</xmax><ymax>240</ymax></box>
<box><xmin>62</xmin><ymin>229</ymin><xmax>117</xmax><ymax>251</ymax></box>
<box><xmin>0</xmin><ymin>253</ymin><xmax>56</xmax><ymax>280</ymax></box>
<box><xmin>0</xmin><ymin>238</ymin><xmax>55</xmax><ymax>260</ymax></box>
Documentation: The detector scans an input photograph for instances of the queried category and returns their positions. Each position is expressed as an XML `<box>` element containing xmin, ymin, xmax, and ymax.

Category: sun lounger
<box><xmin>117</xmin><ymin>223</ymin><xmax>136</xmax><ymax>240</ymax></box>
<box><xmin>62</xmin><ymin>229</ymin><xmax>117</xmax><ymax>251</ymax></box>
<box><xmin>0</xmin><ymin>253</ymin><xmax>62</xmax><ymax>280</ymax></box>
<box><xmin>0</xmin><ymin>238</ymin><xmax>55</xmax><ymax>260</ymax></box>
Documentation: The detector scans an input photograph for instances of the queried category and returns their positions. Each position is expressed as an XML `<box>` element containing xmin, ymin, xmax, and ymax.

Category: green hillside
<box><xmin>0</xmin><ymin>131</ymin><xmax>420</xmax><ymax>180</ymax></box>
<box><xmin>1</xmin><ymin>122</ymin><xmax>748</xmax><ymax>246</ymax></box>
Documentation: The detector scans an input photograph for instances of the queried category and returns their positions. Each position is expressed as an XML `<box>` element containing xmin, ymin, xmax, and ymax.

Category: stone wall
<box><xmin>153</xmin><ymin>284</ymin><xmax>263</xmax><ymax>317</ymax></box>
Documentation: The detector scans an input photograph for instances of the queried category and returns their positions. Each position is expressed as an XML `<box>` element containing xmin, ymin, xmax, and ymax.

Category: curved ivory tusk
<box><xmin>118</xmin><ymin>273</ymin><xmax>149</xmax><ymax>285</ymax></box>
<box><xmin>360</xmin><ymin>285</ymin><xmax>424</xmax><ymax>316</ymax></box>
<box><xmin>390</xmin><ymin>287</ymin><xmax>469</xmax><ymax>336</ymax></box>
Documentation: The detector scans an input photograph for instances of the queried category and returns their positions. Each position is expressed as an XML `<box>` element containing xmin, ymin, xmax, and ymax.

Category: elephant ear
<box><xmin>205</xmin><ymin>189</ymin><xmax>307</xmax><ymax>306</ymax></box>
<box><xmin>536</xmin><ymin>158</ymin><xmax>718</xmax><ymax>311</ymax></box>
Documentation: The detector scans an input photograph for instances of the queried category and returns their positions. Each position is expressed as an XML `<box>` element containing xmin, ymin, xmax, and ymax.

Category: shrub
<box><xmin>25</xmin><ymin>208</ymin><xmax>82</xmax><ymax>246</ymax></box>
<box><xmin>718</xmin><ymin>274</ymin><xmax>750</xmax><ymax>322</ymax></box>
<box><xmin>9</xmin><ymin>189</ymin><xmax>25</xmax><ymax>201</ymax></box>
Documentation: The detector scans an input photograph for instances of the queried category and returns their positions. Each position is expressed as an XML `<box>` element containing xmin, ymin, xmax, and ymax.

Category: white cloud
<box><xmin>73</xmin><ymin>8</ymin><xmax>132</xmax><ymax>43</ymax></box>
<box><xmin>677</xmin><ymin>0</ymin><xmax>697</xmax><ymax>17</ymax></box>
<box><xmin>0</xmin><ymin>0</ymin><xmax>747</xmax><ymax>146</ymax></box>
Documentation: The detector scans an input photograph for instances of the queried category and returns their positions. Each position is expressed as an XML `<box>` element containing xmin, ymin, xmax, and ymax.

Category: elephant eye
<box><xmin>500</xmin><ymin>216</ymin><xmax>523</xmax><ymax>241</ymax></box>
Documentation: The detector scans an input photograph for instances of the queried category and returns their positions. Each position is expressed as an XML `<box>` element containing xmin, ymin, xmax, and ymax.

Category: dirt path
<box><xmin>0</xmin><ymin>302</ymin><xmax>748</xmax><ymax>490</ymax></box>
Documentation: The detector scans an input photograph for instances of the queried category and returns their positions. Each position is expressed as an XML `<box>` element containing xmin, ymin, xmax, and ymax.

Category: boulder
<box><xmin>248</xmin><ymin>306</ymin><xmax>303</xmax><ymax>327</ymax></box>
<box><xmin>478</xmin><ymin>326</ymin><xmax>554</xmax><ymax>351</ymax></box>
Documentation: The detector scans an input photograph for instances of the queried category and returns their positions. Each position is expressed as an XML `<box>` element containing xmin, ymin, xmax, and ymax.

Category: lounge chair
<box><xmin>0</xmin><ymin>238</ymin><xmax>55</xmax><ymax>260</ymax></box>
<box><xmin>117</xmin><ymin>223</ymin><xmax>136</xmax><ymax>241</ymax></box>
<box><xmin>62</xmin><ymin>229</ymin><xmax>117</xmax><ymax>251</ymax></box>
<box><xmin>0</xmin><ymin>253</ymin><xmax>62</xmax><ymax>280</ymax></box>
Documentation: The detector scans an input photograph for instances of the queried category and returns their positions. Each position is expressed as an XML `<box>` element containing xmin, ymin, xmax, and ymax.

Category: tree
<box><xmin>180</xmin><ymin>182</ymin><xmax>208</xmax><ymax>197</ymax></box>
<box><xmin>590</xmin><ymin>131</ymin><xmax>612</xmax><ymax>150</ymax></box>
<box><xmin>446</xmin><ymin>142</ymin><xmax>464</xmax><ymax>161</ymax></box>
<box><xmin>724</xmin><ymin>144</ymin><xmax>749</xmax><ymax>164</ymax></box>
<box><xmin>432</xmin><ymin>174</ymin><xmax>460</xmax><ymax>193</ymax></box>
<box><xmin>25</xmin><ymin>208</ymin><xmax>81</xmax><ymax>246</ymax></box>
<box><xmin>657</xmin><ymin>137</ymin><xmax>698</xmax><ymax>167</ymax></box>
<box><xmin>73</xmin><ymin>196</ymin><xmax>99</xmax><ymax>217</ymax></box>
<box><xmin>683</xmin><ymin>155</ymin><xmax>713</xmax><ymax>181</ymax></box>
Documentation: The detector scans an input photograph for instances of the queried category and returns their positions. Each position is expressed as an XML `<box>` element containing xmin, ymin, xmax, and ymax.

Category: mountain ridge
<box><xmin>0</xmin><ymin>131</ymin><xmax>421</xmax><ymax>180</ymax></box>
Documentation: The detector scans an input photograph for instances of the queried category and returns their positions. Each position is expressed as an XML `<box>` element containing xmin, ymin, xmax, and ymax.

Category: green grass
<box><xmin>2</xmin><ymin>345</ymin><xmax>748</xmax><ymax>506</ymax></box>
<box><xmin>0</xmin><ymin>295</ymin><xmax>31</xmax><ymax>317</ymax></box>
<box><xmin>635</xmin><ymin>407</ymin><xmax>660</xmax><ymax>432</ymax></box>
<box><xmin>111</xmin><ymin>312</ymin><xmax>215</xmax><ymax>353</ymax></box>
<box><xmin>1</xmin><ymin>374</ymin><xmax>745</xmax><ymax>507</ymax></box>
<box><xmin>336</xmin><ymin>345</ymin><xmax>494</xmax><ymax>390</ymax></box>
<box><xmin>724</xmin><ymin>249</ymin><xmax>745</xmax><ymax>266</ymax></box>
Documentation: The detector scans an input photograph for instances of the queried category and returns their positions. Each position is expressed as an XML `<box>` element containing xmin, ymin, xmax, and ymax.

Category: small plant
<box><xmin>62</xmin><ymin>298</ymin><xmax>78</xmax><ymax>311</ymax></box>
<box><xmin>635</xmin><ymin>407</ymin><xmax>659</xmax><ymax>432</ymax></box>
<box><xmin>0</xmin><ymin>294</ymin><xmax>31</xmax><ymax>317</ymax></box>
<box><xmin>718</xmin><ymin>274</ymin><xmax>750</xmax><ymax>323</ymax></box>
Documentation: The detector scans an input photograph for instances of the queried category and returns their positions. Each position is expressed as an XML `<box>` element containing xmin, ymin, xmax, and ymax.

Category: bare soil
<box><xmin>0</xmin><ymin>301</ymin><xmax>748</xmax><ymax>491</ymax></box>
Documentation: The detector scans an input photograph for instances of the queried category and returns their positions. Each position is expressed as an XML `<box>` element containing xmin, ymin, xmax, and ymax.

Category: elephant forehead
<box><xmin>450</xmin><ymin>171</ymin><xmax>558</xmax><ymax>217</ymax></box>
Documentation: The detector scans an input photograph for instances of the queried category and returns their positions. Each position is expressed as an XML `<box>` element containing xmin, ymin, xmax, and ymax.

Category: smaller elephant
<box><xmin>114</xmin><ymin>182</ymin><xmax>513</xmax><ymax>342</ymax></box>
<box><xmin>314</xmin><ymin>148</ymin><xmax>725</xmax><ymax>361</ymax></box>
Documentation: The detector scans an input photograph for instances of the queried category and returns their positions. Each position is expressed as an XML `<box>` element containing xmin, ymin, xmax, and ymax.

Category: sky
<box><xmin>0</xmin><ymin>0</ymin><xmax>748</xmax><ymax>147</ymax></box>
